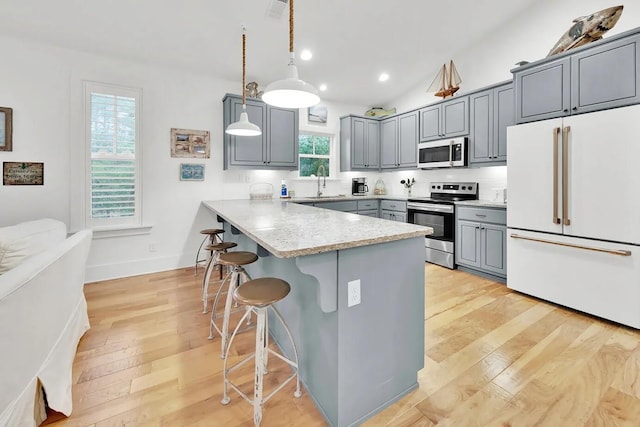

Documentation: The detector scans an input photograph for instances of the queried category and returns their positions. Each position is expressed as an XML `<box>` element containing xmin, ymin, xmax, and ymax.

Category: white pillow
<box><xmin>0</xmin><ymin>219</ymin><xmax>67</xmax><ymax>274</ymax></box>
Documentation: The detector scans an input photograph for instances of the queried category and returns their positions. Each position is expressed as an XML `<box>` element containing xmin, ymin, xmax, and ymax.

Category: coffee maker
<box><xmin>352</xmin><ymin>177</ymin><xmax>368</xmax><ymax>196</ymax></box>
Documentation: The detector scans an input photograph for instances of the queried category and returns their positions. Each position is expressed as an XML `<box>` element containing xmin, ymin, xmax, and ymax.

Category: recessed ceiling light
<box><xmin>300</xmin><ymin>49</ymin><xmax>313</xmax><ymax>61</ymax></box>
<box><xmin>319</xmin><ymin>84</ymin><xmax>327</xmax><ymax>91</ymax></box>
<box><xmin>379</xmin><ymin>73</ymin><xmax>390</xmax><ymax>82</ymax></box>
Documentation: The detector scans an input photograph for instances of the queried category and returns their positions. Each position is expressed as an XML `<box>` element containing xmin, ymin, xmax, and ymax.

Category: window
<box><xmin>298</xmin><ymin>133</ymin><xmax>333</xmax><ymax>177</ymax></box>
<box><xmin>83</xmin><ymin>82</ymin><xmax>142</xmax><ymax>229</ymax></box>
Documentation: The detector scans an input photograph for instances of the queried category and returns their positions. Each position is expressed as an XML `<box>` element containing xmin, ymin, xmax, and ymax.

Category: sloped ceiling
<box><xmin>0</xmin><ymin>0</ymin><xmax>540</xmax><ymax>107</ymax></box>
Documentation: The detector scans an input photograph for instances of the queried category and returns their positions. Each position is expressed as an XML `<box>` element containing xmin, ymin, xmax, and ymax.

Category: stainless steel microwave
<box><xmin>417</xmin><ymin>137</ymin><xmax>467</xmax><ymax>169</ymax></box>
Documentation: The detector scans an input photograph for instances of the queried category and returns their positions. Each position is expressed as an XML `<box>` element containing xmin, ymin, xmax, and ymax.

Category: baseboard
<box><xmin>85</xmin><ymin>255</ymin><xmax>191</xmax><ymax>283</ymax></box>
<box><xmin>456</xmin><ymin>265</ymin><xmax>507</xmax><ymax>283</ymax></box>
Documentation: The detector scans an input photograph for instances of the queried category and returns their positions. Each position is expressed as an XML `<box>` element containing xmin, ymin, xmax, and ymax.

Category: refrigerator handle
<box><xmin>510</xmin><ymin>233</ymin><xmax>631</xmax><ymax>257</ymax></box>
<box><xmin>553</xmin><ymin>127</ymin><xmax>561</xmax><ymax>224</ymax></box>
<box><xmin>562</xmin><ymin>126</ymin><xmax>571</xmax><ymax>226</ymax></box>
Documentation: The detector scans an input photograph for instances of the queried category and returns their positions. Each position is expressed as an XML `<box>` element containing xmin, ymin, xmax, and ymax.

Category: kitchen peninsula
<box><xmin>202</xmin><ymin>199</ymin><xmax>432</xmax><ymax>427</ymax></box>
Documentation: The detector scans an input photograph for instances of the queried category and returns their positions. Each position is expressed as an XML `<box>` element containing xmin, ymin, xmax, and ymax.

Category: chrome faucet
<box><xmin>316</xmin><ymin>164</ymin><xmax>326</xmax><ymax>197</ymax></box>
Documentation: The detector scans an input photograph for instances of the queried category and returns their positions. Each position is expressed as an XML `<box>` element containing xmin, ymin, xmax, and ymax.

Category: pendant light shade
<box><xmin>262</xmin><ymin>0</ymin><xmax>320</xmax><ymax>109</ymax></box>
<box><xmin>226</xmin><ymin>26</ymin><xmax>262</xmax><ymax>137</ymax></box>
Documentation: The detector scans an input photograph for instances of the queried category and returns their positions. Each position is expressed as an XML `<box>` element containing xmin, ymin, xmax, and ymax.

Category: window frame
<box><xmin>83</xmin><ymin>81</ymin><xmax>143</xmax><ymax>230</ymax></box>
<box><xmin>297</xmin><ymin>131</ymin><xmax>335</xmax><ymax>179</ymax></box>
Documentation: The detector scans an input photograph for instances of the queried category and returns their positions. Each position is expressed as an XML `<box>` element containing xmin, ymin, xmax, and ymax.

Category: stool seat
<box><xmin>219</xmin><ymin>251</ymin><xmax>258</xmax><ymax>266</ymax></box>
<box><xmin>205</xmin><ymin>241</ymin><xmax>237</xmax><ymax>252</ymax></box>
<box><xmin>201</xmin><ymin>228</ymin><xmax>225</xmax><ymax>235</ymax></box>
<box><xmin>234</xmin><ymin>278</ymin><xmax>290</xmax><ymax>307</ymax></box>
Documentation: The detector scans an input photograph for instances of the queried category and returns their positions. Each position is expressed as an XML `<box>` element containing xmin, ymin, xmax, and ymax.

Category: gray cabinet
<box><xmin>340</xmin><ymin>116</ymin><xmax>380</xmax><ymax>171</ymax></box>
<box><xmin>380</xmin><ymin>200</ymin><xmax>407</xmax><ymax>222</ymax></box>
<box><xmin>381</xmin><ymin>111</ymin><xmax>419</xmax><ymax>169</ymax></box>
<box><xmin>455</xmin><ymin>206</ymin><xmax>506</xmax><ymax>279</ymax></box>
<box><xmin>469</xmin><ymin>82</ymin><xmax>514</xmax><ymax>165</ymax></box>
<box><xmin>223</xmin><ymin>94</ymin><xmax>298</xmax><ymax>169</ymax></box>
<box><xmin>419</xmin><ymin>96</ymin><xmax>469</xmax><ymax>142</ymax></box>
<box><xmin>514</xmin><ymin>32</ymin><xmax>640</xmax><ymax>124</ymax></box>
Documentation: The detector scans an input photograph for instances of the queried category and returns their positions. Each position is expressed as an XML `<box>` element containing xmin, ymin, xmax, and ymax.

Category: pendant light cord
<box><xmin>289</xmin><ymin>0</ymin><xmax>294</xmax><ymax>54</ymax></box>
<box><xmin>242</xmin><ymin>26</ymin><xmax>247</xmax><ymax>106</ymax></box>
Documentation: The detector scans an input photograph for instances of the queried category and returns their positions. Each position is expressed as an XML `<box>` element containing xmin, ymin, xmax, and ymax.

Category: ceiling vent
<box><xmin>266</xmin><ymin>0</ymin><xmax>288</xmax><ymax>19</ymax></box>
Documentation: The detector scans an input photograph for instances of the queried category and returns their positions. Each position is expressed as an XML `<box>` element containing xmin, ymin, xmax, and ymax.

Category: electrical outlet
<box><xmin>347</xmin><ymin>279</ymin><xmax>361</xmax><ymax>307</ymax></box>
<box><xmin>149</xmin><ymin>242</ymin><xmax>157</xmax><ymax>252</ymax></box>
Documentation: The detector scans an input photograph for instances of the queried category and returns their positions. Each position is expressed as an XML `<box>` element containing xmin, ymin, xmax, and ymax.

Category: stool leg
<box><xmin>220</xmin><ymin>269</ymin><xmax>240</xmax><ymax>359</ymax></box>
<box><xmin>194</xmin><ymin>235</ymin><xmax>208</xmax><ymax>276</ymax></box>
<box><xmin>240</xmin><ymin>270</ymin><xmax>253</xmax><ymax>325</ymax></box>
<box><xmin>271</xmin><ymin>306</ymin><xmax>302</xmax><ymax>398</ymax></box>
<box><xmin>221</xmin><ymin>306</ymin><xmax>253</xmax><ymax>406</ymax></box>
<box><xmin>201</xmin><ymin>250</ymin><xmax>219</xmax><ymax>314</ymax></box>
<box><xmin>253</xmin><ymin>307</ymin><xmax>267</xmax><ymax>426</ymax></box>
<box><xmin>210</xmin><ymin>269</ymin><xmax>236</xmax><ymax>341</ymax></box>
<box><xmin>263</xmin><ymin>314</ymin><xmax>269</xmax><ymax>374</ymax></box>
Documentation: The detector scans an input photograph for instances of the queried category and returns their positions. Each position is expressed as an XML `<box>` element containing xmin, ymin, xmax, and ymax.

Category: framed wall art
<box><xmin>3</xmin><ymin>162</ymin><xmax>44</xmax><ymax>185</ymax></box>
<box><xmin>0</xmin><ymin>107</ymin><xmax>13</xmax><ymax>152</ymax></box>
<box><xmin>170</xmin><ymin>128</ymin><xmax>210</xmax><ymax>158</ymax></box>
<box><xmin>308</xmin><ymin>103</ymin><xmax>328</xmax><ymax>124</ymax></box>
<box><xmin>180</xmin><ymin>163</ymin><xmax>205</xmax><ymax>181</ymax></box>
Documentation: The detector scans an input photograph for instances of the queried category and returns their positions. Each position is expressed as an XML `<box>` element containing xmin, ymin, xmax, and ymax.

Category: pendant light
<box><xmin>226</xmin><ymin>26</ymin><xmax>262</xmax><ymax>136</ymax></box>
<box><xmin>262</xmin><ymin>0</ymin><xmax>320</xmax><ymax>109</ymax></box>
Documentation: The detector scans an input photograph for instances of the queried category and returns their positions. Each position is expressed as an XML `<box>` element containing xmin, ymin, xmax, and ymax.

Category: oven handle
<box><xmin>407</xmin><ymin>203</ymin><xmax>454</xmax><ymax>214</ymax></box>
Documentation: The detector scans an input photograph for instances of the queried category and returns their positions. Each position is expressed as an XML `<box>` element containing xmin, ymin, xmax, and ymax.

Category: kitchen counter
<box><xmin>291</xmin><ymin>194</ymin><xmax>408</xmax><ymax>203</ymax></box>
<box><xmin>202</xmin><ymin>199</ymin><xmax>430</xmax><ymax>258</ymax></box>
<box><xmin>202</xmin><ymin>198</ymin><xmax>428</xmax><ymax>427</ymax></box>
<box><xmin>455</xmin><ymin>199</ymin><xmax>507</xmax><ymax>209</ymax></box>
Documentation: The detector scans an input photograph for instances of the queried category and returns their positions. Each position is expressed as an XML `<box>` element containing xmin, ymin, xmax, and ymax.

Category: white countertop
<box><xmin>455</xmin><ymin>200</ymin><xmax>507</xmax><ymax>209</ymax></box>
<box><xmin>202</xmin><ymin>199</ymin><xmax>432</xmax><ymax>258</ymax></box>
<box><xmin>291</xmin><ymin>194</ymin><xmax>408</xmax><ymax>203</ymax></box>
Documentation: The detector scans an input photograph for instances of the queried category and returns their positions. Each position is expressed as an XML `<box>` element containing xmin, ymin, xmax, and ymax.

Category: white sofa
<box><xmin>0</xmin><ymin>219</ymin><xmax>92</xmax><ymax>427</ymax></box>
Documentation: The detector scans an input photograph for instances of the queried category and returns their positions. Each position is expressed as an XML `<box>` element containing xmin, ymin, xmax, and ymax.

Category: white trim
<box><xmin>92</xmin><ymin>224</ymin><xmax>153</xmax><ymax>239</ymax></box>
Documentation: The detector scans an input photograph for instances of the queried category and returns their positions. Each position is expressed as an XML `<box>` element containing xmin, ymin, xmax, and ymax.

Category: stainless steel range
<box><xmin>407</xmin><ymin>182</ymin><xmax>478</xmax><ymax>269</ymax></box>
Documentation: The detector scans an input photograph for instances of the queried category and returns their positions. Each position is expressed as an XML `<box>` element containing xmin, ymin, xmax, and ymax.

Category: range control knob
<box><xmin>437</xmin><ymin>185</ymin><xmax>441</xmax><ymax>189</ymax></box>
<box><xmin>461</xmin><ymin>186</ymin><xmax>466</xmax><ymax>190</ymax></box>
<box><xmin>431</xmin><ymin>185</ymin><xmax>435</xmax><ymax>189</ymax></box>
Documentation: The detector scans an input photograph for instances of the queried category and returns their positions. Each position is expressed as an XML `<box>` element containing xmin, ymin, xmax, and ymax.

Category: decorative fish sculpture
<box><xmin>547</xmin><ymin>5</ymin><xmax>624</xmax><ymax>57</ymax></box>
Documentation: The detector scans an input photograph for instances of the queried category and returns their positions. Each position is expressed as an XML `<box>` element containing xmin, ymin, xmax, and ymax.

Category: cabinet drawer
<box><xmin>357</xmin><ymin>199</ymin><xmax>378</xmax><ymax>210</ymax></box>
<box><xmin>314</xmin><ymin>201</ymin><xmax>358</xmax><ymax>212</ymax></box>
<box><xmin>380</xmin><ymin>200</ymin><xmax>407</xmax><ymax>212</ymax></box>
<box><xmin>457</xmin><ymin>206</ymin><xmax>506</xmax><ymax>224</ymax></box>
<box><xmin>358</xmin><ymin>209</ymin><xmax>379</xmax><ymax>218</ymax></box>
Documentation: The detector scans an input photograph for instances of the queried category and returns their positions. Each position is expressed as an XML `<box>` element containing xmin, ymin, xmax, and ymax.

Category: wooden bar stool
<box><xmin>209</xmin><ymin>251</ymin><xmax>258</xmax><ymax>358</ymax></box>
<box><xmin>221</xmin><ymin>277</ymin><xmax>301</xmax><ymax>426</ymax></box>
<box><xmin>201</xmin><ymin>241</ymin><xmax>237</xmax><ymax>313</ymax></box>
<box><xmin>194</xmin><ymin>228</ymin><xmax>224</xmax><ymax>276</ymax></box>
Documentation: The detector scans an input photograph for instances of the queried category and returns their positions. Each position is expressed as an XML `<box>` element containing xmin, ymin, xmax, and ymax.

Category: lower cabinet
<box><xmin>380</xmin><ymin>199</ymin><xmax>407</xmax><ymax>222</ymax></box>
<box><xmin>455</xmin><ymin>206</ymin><xmax>506</xmax><ymax>279</ymax></box>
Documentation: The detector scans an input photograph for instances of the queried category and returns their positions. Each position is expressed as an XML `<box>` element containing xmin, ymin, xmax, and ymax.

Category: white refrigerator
<box><xmin>507</xmin><ymin>104</ymin><xmax>640</xmax><ymax>329</ymax></box>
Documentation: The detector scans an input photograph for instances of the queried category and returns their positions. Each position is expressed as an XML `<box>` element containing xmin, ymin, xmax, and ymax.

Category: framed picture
<box><xmin>3</xmin><ymin>162</ymin><xmax>44</xmax><ymax>185</ymax></box>
<box><xmin>308</xmin><ymin>104</ymin><xmax>328</xmax><ymax>124</ymax></box>
<box><xmin>170</xmin><ymin>128</ymin><xmax>210</xmax><ymax>158</ymax></box>
<box><xmin>180</xmin><ymin>163</ymin><xmax>205</xmax><ymax>181</ymax></box>
<box><xmin>0</xmin><ymin>107</ymin><xmax>13</xmax><ymax>152</ymax></box>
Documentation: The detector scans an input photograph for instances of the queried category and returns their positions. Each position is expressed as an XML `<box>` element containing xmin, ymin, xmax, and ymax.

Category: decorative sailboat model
<box><xmin>426</xmin><ymin>60</ymin><xmax>462</xmax><ymax>98</ymax></box>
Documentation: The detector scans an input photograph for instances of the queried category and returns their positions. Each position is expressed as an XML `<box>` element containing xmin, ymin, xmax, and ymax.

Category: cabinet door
<box><xmin>398</xmin><ymin>111</ymin><xmax>418</xmax><ymax>167</ymax></box>
<box><xmin>469</xmin><ymin>89</ymin><xmax>493</xmax><ymax>164</ymax></box>
<box><xmin>571</xmin><ymin>34</ymin><xmax>640</xmax><ymax>115</ymax></box>
<box><xmin>393</xmin><ymin>212</ymin><xmax>407</xmax><ymax>223</ymax></box>
<box><xmin>227</xmin><ymin>98</ymin><xmax>266</xmax><ymax>166</ymax></box>
<box><xmin>380</xmin><ymin>210</ymin><xmax>394</xmax><ymax>221</ymax></box>
<box><xmin>494</xmin><ymin>84</ymin><xmax>514</xmax><ymax>162</ymax></box>
<box><xmin>442</xmin><ymin>96</ymin><xmax>469</xmax><ymax>137</ymax></box>
<box><xmin>515</xmin><ymin>57</ymin><xmax>570</xmax><ymax>123</ymax></box>
<box><xmin>380</xmin><ymin>117</ymin><xmax>398</xmax><ymax>169</ymax></box>
<box><xmin>480</xmin><ymin>224</ymin><xmax>506</xmax><ymax>277</ymax></box>
<box><xmin>456</xmin><ymin>220</ymin><xmax>480</xmax><ymax>268</ymax></box>
<box><xmin>358</xmin><ymin>209</ymin><xmax>379</xmax><ymax>218</ymax></box>
<box><xmin>365</xmin><ymin>119</ymin><xmax>380</xmax><ymax>168</ymax></box>
<box><xmin>351</xmin><ymin>118</ymin><xmax>366</xmax><ymax>169</ymax></box>
<box><xmin>267</xmin><ymin>106</ymin><xmax>298</xmax><ymax>168</ymax></box>
<box><xmin>419</xmin><ymin>105</ymin><xmax>441</xmax><ymax>141</ymax></box>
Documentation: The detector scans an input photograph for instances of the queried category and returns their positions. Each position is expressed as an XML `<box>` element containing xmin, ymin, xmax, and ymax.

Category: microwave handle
<box><xmin>449</xmin><ymin>140</ymin><xmax>453</xmax><ymax>167</ymax></box>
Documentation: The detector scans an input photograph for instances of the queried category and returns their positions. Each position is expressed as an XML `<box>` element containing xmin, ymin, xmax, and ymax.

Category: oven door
<box><xmin>408</xmin><ymin>202</ymin><xmax>456</xmax><ymax>268</ymax></box>
<box><xmin>417</xmin><ymin>137</ymin><xmax>466</xmax><ymax>168</ymax></box>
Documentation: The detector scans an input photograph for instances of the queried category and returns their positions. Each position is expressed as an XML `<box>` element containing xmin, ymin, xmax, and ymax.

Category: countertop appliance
<box><xmin>352</xmin><ymin>177</ymin><xmax>368</xmax><ymax>196</ymax></box>
<box><xmin>418</xmin><ymin>137</ymin><xmax>467</xmax><ymax>169</ymax></box>
<box><xmin>507</xmin><ymin>104</ymin><xmax>640</xmax><ymax>329</ymax></box>
<box><xmin>408</xmin><ymin>181</ymin><xmax>478</xmax><ymax>269</ymax></box>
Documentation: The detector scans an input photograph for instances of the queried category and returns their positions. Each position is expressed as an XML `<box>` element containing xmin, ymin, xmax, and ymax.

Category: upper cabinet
<box><xmin>223</xmin><ymin>94</ymin><xmax>299</xmax><ymax>169</ymax></box>
<box><xmin>380</xmin><ymin>111</ymin><xmax>418</xmax><ymax>169</ymax></box>
<box><xmin>419</xmin><ymin>96</ymin><xmax>469</xmax><ymax>142</ymax></box>
<box><xmin>469</xmin><ymin>82</ymin><xmax>514</xmax><ymax>165</ymax></box>
<box><xmin>514</xmin><ymin>31</ymin><xmax>640</xmax><ymax>124</ymax></box>
<box><xmin>340</xmin><ymin>116</ymin><xmax>380</xmax><ymax>171</ymax></box>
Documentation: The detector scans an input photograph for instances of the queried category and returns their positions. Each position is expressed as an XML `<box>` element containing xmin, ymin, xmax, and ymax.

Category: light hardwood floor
<box><xmin>43</xmin><ymin>264</ymin><xmax>640</xmax><ymax>426</ymax></box>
